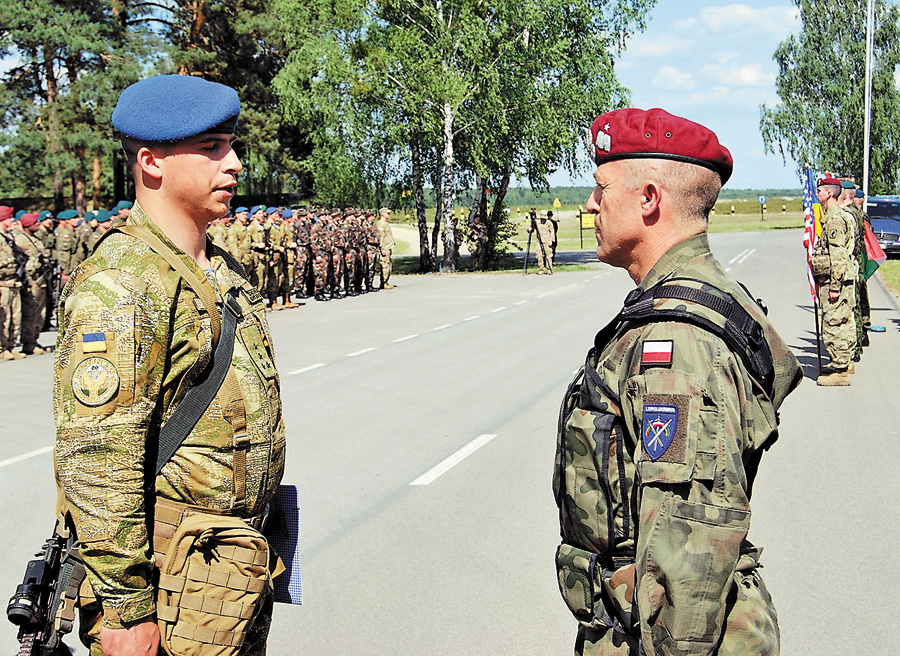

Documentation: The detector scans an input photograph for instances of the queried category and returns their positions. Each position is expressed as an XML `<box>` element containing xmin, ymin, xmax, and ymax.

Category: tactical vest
<box><xmin>553</xmin><ymin>278</ymin><xmax>775</xmax><ymax>636</ymax></box>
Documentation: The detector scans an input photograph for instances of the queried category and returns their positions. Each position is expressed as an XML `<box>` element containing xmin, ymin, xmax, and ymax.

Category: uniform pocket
<box><xmin>637</xmin><ymin>494</ymin><xmax>749</xmax><ymax>644</ymax></box>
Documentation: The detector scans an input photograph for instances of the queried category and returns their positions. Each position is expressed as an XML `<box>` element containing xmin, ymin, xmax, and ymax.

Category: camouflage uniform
<box><xmin>364</xmin><ymin>216</ymin><xmax>380</xmax><ymax>291</ymax></box>
<box><xmin>55</xmin><ymin>223</ymin><xmax>81</xmax><ymax>277</ymax></box>
<box><xmin>248</xmin><ymin>219</ymin><xmax>267</xmax><ymax>294</ymax></box>
<box><xmin>377</xmin><ymin>215</ymin><xmax>394</xmax><ymax>287</ymax></box>
<box><xmin>227</xmin><ymin>219</ymin><xmax>252</xmax><ymax>270</ymax></box>
<box><xmin>207</xmin><ymin>220</ymin><xmax>229</xmax><ymax>251</ymax></box>
<box><xmin>264</xmin><ymin>218</ymin><xmax>284</xmax><ymax>304</ymax></box>
<box><xmin>0</xmin><ymin>230</ymin><xmax>22</xmax><ymax>355</ymax></box>
<box><xmin>533</xmin><ymin>217</ymin><xmax>554</xmax><ymax>274</ymax></box>
<box><xmin>12</xmin><ymin>224</ymin><xmax>50</xmax><ymax>352</ymax></box>
<box><xmin>281</xmin><ymin>219</ymin><xmax>296</xmax><ymax>299</ymax></box>
<box><xmin>846</xmin><ymin>204</ymin><xmax>869</xmax><ymax>355</ymax></box>
<box><xmin>555</xmin><ymin>233</ymin><xmax>801</xmax><ymax>655</ymax></box>
<box><xmin>343</xmin><ymin>213</ymin><xmax>360</xmax><ymax>295</ymax></box>
<box><xmin>813</xmin><ymin>204</ymin><xmax>857</xmax><ymax>372</ymax></box>
<box><xmin>329</xmin><ymin>213</ymin><xmax>345</xmax><ymax>297</ymax></box>
<box><xmin>54</xmin><ymin>204</ymin><xmax>284</xmax><ymax>653</ymax></box>
<box><xmin>310</xmin><ymin>215</ymin><xmax>330</xmax><ymax>299</ymax></box>
<box><xmin>293</xmin><ymin>216</ymin><xmax>312</xmax><ymax>297</ymax></box>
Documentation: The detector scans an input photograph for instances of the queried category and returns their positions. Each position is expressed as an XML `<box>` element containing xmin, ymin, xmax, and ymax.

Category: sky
<box><xmin>555</xmin><ymin>1</ymin><xmax>803</xmax><ymax>190</ymax></box>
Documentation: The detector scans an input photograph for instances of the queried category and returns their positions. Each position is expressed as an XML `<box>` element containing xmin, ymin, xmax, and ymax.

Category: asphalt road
<box><xmin>1</xmin><ymin>230</ymin><xmax>898</xmax><ymax>654</ymax></box>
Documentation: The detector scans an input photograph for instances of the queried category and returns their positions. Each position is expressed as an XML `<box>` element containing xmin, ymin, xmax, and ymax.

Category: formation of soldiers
<box><xmin>0</xmin><ymin>200</ymin><xmax>396</xmax><ymax>359</ymax></box>
<box><xmin>0</xmin><ymin>201</ymin><xmax>128</xmax><ymax>360</ymax></box>
<box><xmin>211</xmin><ymin>205</ymin><xmax>394</xmax><ymax>310</ymax></box>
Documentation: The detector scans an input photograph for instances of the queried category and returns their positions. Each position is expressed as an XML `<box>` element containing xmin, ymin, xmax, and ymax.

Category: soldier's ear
<box><xmin>136</xmin><ymin>146</ymin><xmax>165</xmax><ymax>183</ymax></box>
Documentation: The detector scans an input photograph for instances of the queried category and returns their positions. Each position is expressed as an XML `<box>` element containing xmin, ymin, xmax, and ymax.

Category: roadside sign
<box><xmin>553</xmin><ymin>197</ymin><xmax>562</xmax><ymax>209</ymax></box>
<box><xmin>758</xmin><ymin>195</ymin><xmax>767</xmax><ymax>204</ymax></box>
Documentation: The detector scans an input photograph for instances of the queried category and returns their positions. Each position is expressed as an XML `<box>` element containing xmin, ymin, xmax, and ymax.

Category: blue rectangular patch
<box><xmin>82</xmin><ymin>332</ymin><xmax>105</xmax><ymax>342</ymax></box>
<box><xmin>82</xmin><ymin>331</ymin><xmax>107</xmax><ymax>353</ymax></box>
<box><xmin>642</xmin><ymin>403</ymin><xmax>679</xmax><ymax>461</ymax></box>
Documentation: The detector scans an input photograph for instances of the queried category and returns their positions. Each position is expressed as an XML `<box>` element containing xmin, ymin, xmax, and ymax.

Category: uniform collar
<box><xmin>638</xmin><ymin>232</ymin><xmax>712</xmax><ymax>292</ymax></box>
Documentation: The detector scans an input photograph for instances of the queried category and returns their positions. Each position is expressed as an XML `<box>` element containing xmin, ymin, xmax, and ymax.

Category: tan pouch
<box><xmin>810</xmin><ymin>252</ymin><xmax>831</xmax><ymax>278</ymax></box>
<box><xmin>156</xmin><ymin>512</ymin><xmax>272</xmax><ymax>656</ymax></box>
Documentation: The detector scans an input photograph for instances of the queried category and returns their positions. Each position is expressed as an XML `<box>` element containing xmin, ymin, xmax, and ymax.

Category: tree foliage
<box><xmin>759</xmin><ymin>0</ymin><xmax>900</xmax><ymax>193</ymax></box>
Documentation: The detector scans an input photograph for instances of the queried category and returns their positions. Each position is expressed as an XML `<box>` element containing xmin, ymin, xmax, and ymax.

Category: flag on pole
<box><xmin>863</xmin><ymin>220</ymin><xmax>886</xmax><ymax>278</ymax></box>
<box><xmin>802</xmin><ymin>167</ymin><xmax>822</xmax><ymax>301</ymax></box>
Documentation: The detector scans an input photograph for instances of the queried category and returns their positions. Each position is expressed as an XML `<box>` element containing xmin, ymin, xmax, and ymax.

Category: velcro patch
<box><xmin>641</xmin><ymin>340</ymin><xmax>673</xmax><ymax>368</ymax></box>
<box><xmin>82</xmin><ymin>332</ymin><xmax>107</xmax><ymax>353</ymax></box>
<box><xmin>642</xmin><ymin>403</ymin><xmax>678</xmax><ymax>461</ymax></box>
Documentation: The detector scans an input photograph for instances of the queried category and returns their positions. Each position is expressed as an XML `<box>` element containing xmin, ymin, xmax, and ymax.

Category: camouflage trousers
<box><xmin>536</xmin><ymin>241</ymin><xmax>552</xmax><ymax>274</ymax></box>
<box><xmin>380</xmin><ymin>250</ymin><xmax>392</xmax><ymax>286</ymax></box>
<box><xmin>366</xmin><ymin>246</ymin><xmax>379</xmax><ymax>288</ymax></box>
<box><xmin>295</xmin><ymin>248</ymin><xmax>311</xmax><ymax>294</ymax></box>
<box><xmin>819</xmin><ymin>281</ymin><xmax>856</xmax><ymax>371</ymax></box>
<box><xmin>252</xmin><ymin>253</ymin><xmax>267</xmax><ymax>295</ymax></box>
<box><xmin>312</xmin><ymin>253</ymin><xmax>329</xmax><ymax>295</ymax></box>
<box><xmin>344</xmin><ymin>248</ymin><xmax>359</xmax><ymax>291</ymax></box>
<box><xmin>855</xmin><ymin>276</ymin><xmax>870</xmax><ymax>356</ymax></box>
<box><xmin>266</xmin><ymin>258</ymin><xmax>283</xmax><ymax>300</ymax></box>
<box><xmin>0</xmin><ymin>282</ymin><xmax>22</xmax><ymax>351</ymax></box>
<box><xmin>20</xmin><ymin>279</ymin><xmax>48</xmax><ymax>350</ymax></box>
<box><xmin>78</xmin><ymin>587</ymin><xmax>273</xmax><ymax>656</ymax></box>
<box><xmin>331</xmin><ymin>249</ymin><xmax>345</xmax><ymax>292</ymax></box>
<box><xmin>575</xmin><ymin>555</ymin><xmax>779</xmax><ymax>655</ymax></box>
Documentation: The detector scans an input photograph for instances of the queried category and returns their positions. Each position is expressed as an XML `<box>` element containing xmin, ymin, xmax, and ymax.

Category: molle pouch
<box><xmin>555</xmin><ymin>543</ymin><xmax>637</xmax><ymax>634</ymax></box>
<box><xmin>156</xmin><ymin>513</ymin><xmax>274</xmax><ymax>656</ymax></box>
<box><xmin>554</xmin><ymin>363</ymin><xmax>634</xmax><ymax>554</ymax></box>
<box><xmin>810</xmin><ymin>252</ymin><xmax>831</xmax><ymax>278</ymax></box>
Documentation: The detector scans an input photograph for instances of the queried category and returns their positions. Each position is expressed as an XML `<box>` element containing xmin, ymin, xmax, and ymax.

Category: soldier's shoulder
<box><xmin>76</xmin><ymin>232</ymin><xmax>181</xmax><ymax>295</ymax></box>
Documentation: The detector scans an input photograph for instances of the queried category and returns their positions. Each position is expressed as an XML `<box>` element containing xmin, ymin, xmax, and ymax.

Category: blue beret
<box><xmin>250</xmin><ymin>205</ymin><xmax>262</xmax><ymax>215</ymax></box>
<box><xmin>96</xmin><ymin>209</ymin><xmax>113</xmax><ymax>223</ymax></box>
<box><xmin>839</xmin><ymin>180</ymin><xmax>855</xmax><ymax>189</ymax></box>
<box><xmin>39</xmin><ymin>210</ymin><xmax>52</xmax><ymax>220</ymax></box>
<box><xmin>265</xmin><ymin>206</ymin><xmax>279</xmax><ymax>215</ymax></box>
<box><xmin>235</xmin><ymin>206</ymin><xmax>248</xmax><ymax>214</ymax></box>
<box><xmin>855</xmin><ymin>189</ymin><xmax>865</xmax><ymax>198</ymax></box>
<box><xmin>14</xmin><ymin>210</ymin><xmax>25</xmax><ymax>221</ymax></box>
<box><xmin>112</xmin><ymin>75</ymin><xmax>240</xmax><ymax>142</ymax></box>
<box><xmin>58</xmin><ymin>209</ymin><xmax>79</xmax><ymax>220</ymax></box>
<box><xmin>115</xmin><ymin>200</ymin><xmax>133</xmax><ymax>210</ymax></box>
<box><xmin>281</xmin><ymin>209</ymin><xmax>293</xmax><ymax>219</ymax></box>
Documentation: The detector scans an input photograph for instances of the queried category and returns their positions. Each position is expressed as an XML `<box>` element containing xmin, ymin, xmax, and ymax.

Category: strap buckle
<box><xmin>233</xmin><ymin>431</ymin><xmax>250</xmax><ymax>450</ymax></box>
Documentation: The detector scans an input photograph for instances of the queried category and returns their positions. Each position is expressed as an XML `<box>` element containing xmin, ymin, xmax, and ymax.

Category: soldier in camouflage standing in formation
<box><xmin>12</xmin><ymin>213</ymin><xmax>51</xmax><ymax>354</ymax></box>
<box><xmin>0</xmin><ymin>206</ymin><xmax>25</xmax><ymax>360</ymax></box>
<box><xmin>364</xmin><ymin>210</ymin><xmax>380</xmax><ymax>292</ymax></box>
<box><xmin>293</xmin><ymin>208</ymin><xmax>313</xmax><ymax>298</ymax></box>
<box><xmin>812</xmin><ymin>176</ymin><xmax>857</xmax><ymax>386</ymax></box>
<box><xmin>555</xmin><ymin>108</ymin><xmax>801</xmax><ymax>655</ymax></box>
<box><xmin>838</xmin><ymin>179</ymin><xmax>868</xmax><ymax>361</ymax></box>
<box><xmin>852</xmin><ymin>188</ymin><xmax>871</xmax><ymax>340</ymax></box>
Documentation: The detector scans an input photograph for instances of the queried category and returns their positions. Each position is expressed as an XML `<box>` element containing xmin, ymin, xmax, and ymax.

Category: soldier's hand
<box><xmin>100</xmin><ymin>618</ymin><xmax>160</xmax><ymax>656</ymax></box>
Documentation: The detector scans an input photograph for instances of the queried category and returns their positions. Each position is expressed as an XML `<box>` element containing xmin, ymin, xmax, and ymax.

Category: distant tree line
<box><xmin>0</xmin><ymin>0</ymin><xmax>657</xmax><ymax>272</ymax></box>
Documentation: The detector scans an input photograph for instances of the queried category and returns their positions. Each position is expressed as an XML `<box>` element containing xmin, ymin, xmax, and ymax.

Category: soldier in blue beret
<box><xmin>54</xmin><ymin>74</ymin><xmax>285</xmax><ymax>656</ymax></box>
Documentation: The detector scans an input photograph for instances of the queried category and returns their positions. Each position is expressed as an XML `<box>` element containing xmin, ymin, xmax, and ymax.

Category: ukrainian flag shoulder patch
<box><xmin>82</xmin><ymin>332</ymin><xmax>107</xmax><ymax>353</ymax></box>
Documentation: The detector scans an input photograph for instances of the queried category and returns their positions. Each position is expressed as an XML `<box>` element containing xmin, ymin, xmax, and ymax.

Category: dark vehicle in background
<box><xmin>866</xmin><ymin>196</ymin><xmax>900</xmax><ymax>257</ymax></box>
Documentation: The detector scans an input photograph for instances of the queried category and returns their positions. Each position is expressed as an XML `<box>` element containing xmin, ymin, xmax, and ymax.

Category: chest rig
<box><xmin>553</xmin><ymin>277</ymin><xmax>775</xmax><ymax>635</ymax></box>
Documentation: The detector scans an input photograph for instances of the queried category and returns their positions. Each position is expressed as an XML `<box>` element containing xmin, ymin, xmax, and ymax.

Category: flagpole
<box><xmin>863</xmin><ymin>0</ymin><xmax>875</xmax><ymax>206</ymax></box>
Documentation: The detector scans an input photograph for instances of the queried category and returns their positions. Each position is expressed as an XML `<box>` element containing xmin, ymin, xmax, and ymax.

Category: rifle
<box><xmin>2</xmin><ymin>232</ymin><xmax>28</xmax><ymax>284</ymax></box>
<box><xmin>7</xmin><ymin>521</ymin><xmax>84</xmax><ymax>656</ymax></box>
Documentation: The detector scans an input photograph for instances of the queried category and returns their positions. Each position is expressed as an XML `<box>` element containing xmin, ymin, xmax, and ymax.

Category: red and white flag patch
<box><xmin>641</xmin><ymin>340</ymin><xmax>673</xmax><ymax>367</ymax></box>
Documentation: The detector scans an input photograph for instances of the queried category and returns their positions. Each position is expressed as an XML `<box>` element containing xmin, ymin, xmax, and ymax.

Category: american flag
<box><xmin>802</xmin><ymin>167</ymin><xmax>822</xmax><ymax>301</ymax></box>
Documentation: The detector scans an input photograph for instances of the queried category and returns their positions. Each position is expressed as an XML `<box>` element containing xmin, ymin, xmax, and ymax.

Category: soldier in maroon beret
<box><xmin>553</xmin><ymin>108</ymin><xmax>801</xmax><ymax>655</ymax></box>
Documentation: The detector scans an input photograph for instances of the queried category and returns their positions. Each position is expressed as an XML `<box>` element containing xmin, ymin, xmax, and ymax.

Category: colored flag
<box><xmin>802</xmin><ymin>167</ymin><xmax>823</xmax><ymax>301</ymax></box>
<box><xmin>863</xmin><ymin>220</ymin><xmax>886</xmax><ymax>279</ymax></box>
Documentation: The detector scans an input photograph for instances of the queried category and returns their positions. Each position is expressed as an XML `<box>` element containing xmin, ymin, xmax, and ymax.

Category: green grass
<box><xmin>875</xmin><ymin>259</ymin><xmax>900</xmax><ymax>297</ymax></box>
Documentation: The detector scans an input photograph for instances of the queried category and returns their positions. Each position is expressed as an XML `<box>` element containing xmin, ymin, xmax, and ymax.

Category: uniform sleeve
<box><xmin>621</xmin><ymin>323</ymin><xmax>751</xmax><ymax>655</ymax></box>
<box><xmin>826</xmin><ymin>215</ymin><xmax>853</xmax><ymax>291</ymax></box>
<box><xmin>54</xmin><ymin>269</ymin><xmax>169</xmax><ymax>628</ymax></box>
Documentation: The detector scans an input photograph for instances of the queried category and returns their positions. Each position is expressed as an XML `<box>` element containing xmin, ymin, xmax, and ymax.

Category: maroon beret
<box><xmin>20</xmin><ymin>213</ymin><xmax>39</xmax><ymax>228</ymax></box>
<box><xmin>817</xmin><ymin>176</ymin><xmax>842</xmax><ymax>187</ymax></box>
<box><xmin>588</xmin><ymin>108</ymin><xmax>733</xmax><ymax>184</ymax></box>
<box><xmin>0</xmin><ymin>206</ymin><xmax>13</xmax><ymax>221</ymax></box>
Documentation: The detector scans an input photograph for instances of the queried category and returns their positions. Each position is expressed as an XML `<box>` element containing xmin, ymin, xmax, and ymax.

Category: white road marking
<box><xmin>728</xmin><ymin>249</ymin><xmax>750</xmax><ymax>265</ymax></box>
<box><xmin>0</xmin><ymin>445</ymin><xmax>53</xmax><ymax>469</ymax></box>
<box><xmin>289</xmin><ymin>363</ymin><xmax>325</xmax><ymax>375</ymax></box>
<box><xmin>536</xmin><ymin>293</ymin><xmax>550</xmax><ymax>299</ymax></box>
<box><xmin>491</xmin><ymin>306</ymin><xmax>508</xmax><ymax>313</ymax></box>
<box><xmin>737</xmin><ymin>248</ymin><xmax>756</xmax><ymax>264</ymax></box>
<box><xmin>463</xmin><ymin>315</ymin><xmax>481</xmax><ymax>322</ymax></box>
<box><xmin>347</xmin><ymin>347</ymin><xmax>376</xmax><ymax>357</ymax></box>
<box><xmin>393</xmin><ymin>334</ymin><xmax>419</xmax><ymax>343</ymax></box>
<box><xmin>514</xmin><ymin>300</ymin><xmax>527</xmax><ymax>306</ymax></box>
<box><xmin>410</xmin><ymin>434</ymin><xmax>498</xmax><ymax>486</ymax></box>
<box><xmin>432</xmin><ymin>324</ymin><xmax>452</xmax><ymax>331</ymax></box>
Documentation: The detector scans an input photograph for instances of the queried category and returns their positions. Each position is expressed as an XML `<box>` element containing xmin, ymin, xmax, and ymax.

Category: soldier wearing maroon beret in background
<box><xmin>553</xmin><ymin>108</ymin><xmax>801</xmax><ymax>655</ymax></box>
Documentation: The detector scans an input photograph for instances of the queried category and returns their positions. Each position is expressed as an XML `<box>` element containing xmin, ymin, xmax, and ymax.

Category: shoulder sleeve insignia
<box><xmin>642</xmin><ymin>403</ymin><xmax>678</xmax><ymax>461</ymax></box>
<box><xmin>72</xmin><ymin>357</ymin><xmax>120</xmax><ymax>407</ymax></box>
<box><xmin>641</xmin><ymin>340</ymin><xmax>673</xmax><ymax>368</ymax></box>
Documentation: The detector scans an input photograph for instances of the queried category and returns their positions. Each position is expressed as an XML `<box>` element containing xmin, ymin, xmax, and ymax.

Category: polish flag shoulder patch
<box><xmin>641</xmin><ymin>340</ymin><xmax>673</xmax><ymax>368</ymax></box>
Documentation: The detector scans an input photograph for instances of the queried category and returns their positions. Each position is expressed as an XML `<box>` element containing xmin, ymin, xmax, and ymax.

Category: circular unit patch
<box><xmin>72</xmin><ymin>357</ymin><xmax>120</xmax><ymax>407</ymax></box>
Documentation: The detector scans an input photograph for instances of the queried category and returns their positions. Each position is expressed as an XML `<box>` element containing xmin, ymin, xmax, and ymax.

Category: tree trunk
<box><xmin>440</xmin><ymin>103</ymin><xmax>458</xmax><ymax>273</ymax></box>
<box><xmin>431</xmin><ymin>164</ymin><xmax>443</xmax><ymax>270</ymax></box>
<box><xmin>92</xmin><ymin>154</ymin><xmax>102</xmax><ymax>209</ymax></box>
<box><xmin>411</xmin><ymin>138</ymin><xmax>433</xmax><ymax>273</ymax></box>
<box><xmin>73</xmin><ymin>146</ymin><xmax>87</xmax><ymax>216</ymax></box>
<box><xmin>468</xmin><ymin>174</ymin><xmax>486</xmax><ymax>226</ymax></box>
<box><xmin>42</xmin><ymin>42</ymin><xmax>65</xmax><ymax>212</ymax></box>
<box><xmin>487</xmin><ymin>163</ymin><xmax>512</xmax><ymax>264</ymax></box>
